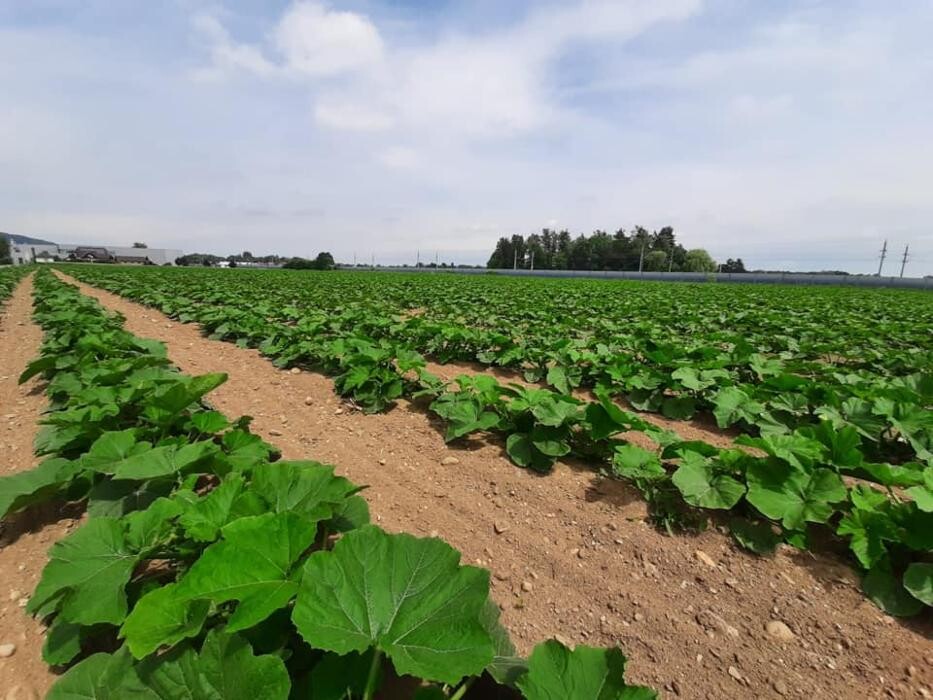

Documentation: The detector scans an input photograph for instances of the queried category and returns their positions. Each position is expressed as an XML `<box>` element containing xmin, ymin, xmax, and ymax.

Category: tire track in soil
<box><xmin>56</xmin><ymin>272</ymin><xmax>933</xmax><ymax>700</ymax></box>
<box><xmin>0</xmin><ymin>274</ymin><xmax>75</xmax><ymax>699</ymax></box>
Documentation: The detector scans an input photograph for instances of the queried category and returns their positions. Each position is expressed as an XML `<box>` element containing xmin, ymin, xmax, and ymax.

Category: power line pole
<box><xmin>513</xmin><ymin>249</ymin><xmax>517</xmax><ymax>270</ymax></box>
<box><xmin>416</xmin><ymin>249</ymin><xmax>420</xmax><ymax>266</ymax></box>
<box><xmin>638</xmin><ymin>242</ymin><xmax>645</xmax><ymax>273</ymax></box>
<box><xmin>900</xmin><ymin>244</ymin><xmax>909</xmax><ymax>278</ymax></box>
<box><xmin>370</xmin><ymin>253</ymin><xmax>374</xmax><ymax>269</ymax></box>
<box><xmin>668</xmin><ymin>249</ymin><xmax>674</xmax><ymax>272</ymax></box>
<box><xmin>877</xmin><ymin>239</ymin><xmax>887</xmax><ymax>276</ymax></box>
<box><xmin>353</xmin><ymin>252</ymin><xmax>357</xmax><ymax>267</ymax></box>
<box><xmin>530</xmin><ymin>250</ymin><xmax>535</xmax><ymax>271</ymax></box>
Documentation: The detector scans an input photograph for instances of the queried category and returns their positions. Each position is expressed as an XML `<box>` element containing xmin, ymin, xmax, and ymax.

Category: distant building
<box><xmin>69</xmin><ymin>246</ymin><xmax>115</xmax><ymax>263</ymax></box>
<box><xmin>1</xmin><ymin>233</ymin><xmax>182</xmax><ymax>266</ymax></box>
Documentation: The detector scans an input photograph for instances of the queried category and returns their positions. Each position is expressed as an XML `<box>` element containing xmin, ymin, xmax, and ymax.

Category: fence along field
<box><xmin>59</xmin><ymin>264</ymin><xmax>933</xmax><ymax>619</ymax></box>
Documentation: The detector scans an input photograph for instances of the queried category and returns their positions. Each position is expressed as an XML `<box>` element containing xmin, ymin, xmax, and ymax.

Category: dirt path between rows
<box><xmin>55</xmin><ymin>272</ymin><xmax>932</xmax><ymax>700</ymax></box>
<box><xmin>0</xmin><ymin>274</ymin><xmax>73</xmax><ymax>699</ymax></box>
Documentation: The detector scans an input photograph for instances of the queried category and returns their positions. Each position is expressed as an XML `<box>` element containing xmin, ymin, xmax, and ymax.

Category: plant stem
<box><xmin>449</xmin><ymin>677</ymin><xmax>475</xmax><ymax>700</ymax></box>
<box><xmin>362</xmin><ymin>648</ymin><xmax>383</xmax><ymax>700</ymax></box>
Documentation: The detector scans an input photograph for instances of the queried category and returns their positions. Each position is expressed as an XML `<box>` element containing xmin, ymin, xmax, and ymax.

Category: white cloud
<box><xmin>377</xmin><ymin>146</ymin><xmax>419</xmax><ymax>170</ymax></box>
<box><xmin>313</xmin><ymin>98</ymin><xmax>393</xmax><ymax>131</ymax></box>
<box><xmin>190</xmin><ymin>13</ymin><xmax>276</xmax><ymax>80</ymax></box>
<box><xmin>274</xmin><ymin>2</ymin><xmax>384</xmax><ymax>77</ymax></box>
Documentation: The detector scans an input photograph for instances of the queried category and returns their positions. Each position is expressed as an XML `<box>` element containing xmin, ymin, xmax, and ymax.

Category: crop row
<box><xmin>57</xmin><ymin>265</ymin><xmax>933</xmax><ymax>617</ymax></box>
<box><xmin>0</xmin><ymin>269</ymin><xmax>657</xmax><ymax>699</ymax></box>
<box><xmin>67</xmin><ymin>266</ymin><xmax>932</xmax><ymax>467</ymax></box>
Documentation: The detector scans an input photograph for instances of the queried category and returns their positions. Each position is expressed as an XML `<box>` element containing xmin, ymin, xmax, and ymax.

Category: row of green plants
<box><xmin>63</xmin><ymin>266</ymin><xmax>932</xmax><ymax>466</ymax></box>
<box><xmin>0</xmin><ymin>264</ymin><xmax>29</xmax><ymax>304</ymax></box>
<box><xmin>56</xmin><ymin>265</ymin><xmax>933</xmax><ymax>616</ymax></box>
<box><xmin>0</xmin><ymin>270</ymin><xmax>657</xmax><ymax>699</ymax></box>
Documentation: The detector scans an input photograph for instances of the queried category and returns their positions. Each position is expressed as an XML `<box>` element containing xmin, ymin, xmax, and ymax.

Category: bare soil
<box><xmin>20</xmin><ymin>271</ymin><xmax>931</xmax><ymax>699</ymax></box>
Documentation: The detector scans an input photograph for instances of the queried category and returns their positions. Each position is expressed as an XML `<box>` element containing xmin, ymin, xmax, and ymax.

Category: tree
<box><xmin>643</xmin><ymin>250</ymin><xmax>668</xmax><ymax>272</ymax></box>
<box><xmin>0</xmin><ymin>236</ymin><xmax>11</xmax><ymax>265</ymax></box>
<box><xmin>242</xmin><ymin>251</ymin><xmax>254</xmax><ymax>260</ymax></box>
<box><xmin>313</xmin><ymin>251</ymin><xmax>335</xmax><ymax>270</ymax></box>
<box><xmin>683</xmin><ymin>249</ymin><xmax>717</xmax><ymax>273</ymax></box>
<box><xmin>283</xmin><ymin>257</ymin><xmax>315</xmax><ymax>269</ymax></box>
<box><xmin>486</xmin><ymin>237</ymin><xmax>514</xmax><ymax>269</ymax></box>
<box><xmin>721</xmin><ymin>258</ymin><xmax>746</xmax><ymax>273</ymax></box>
<box><xmin>132</xmin><ymin>242</ymin><xmax>148</xmax><ymax>248</ymax></box>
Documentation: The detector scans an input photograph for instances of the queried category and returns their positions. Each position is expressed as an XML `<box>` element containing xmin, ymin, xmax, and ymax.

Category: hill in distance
<box><xmin>1</xmin><ymin>232</ymin><xmax>58</xmax><ymax>246</ymax></box>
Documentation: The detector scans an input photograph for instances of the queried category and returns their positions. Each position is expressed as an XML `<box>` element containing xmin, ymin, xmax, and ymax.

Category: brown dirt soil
<box><xmin>0</xmin><ymin>274</ymin><xmax>73</xmax><ymax>699</ymax></box>
<box><xmin>49</xmin><ymin>271</ymin><xmax>933</xmax><ymax>700</ymax></box>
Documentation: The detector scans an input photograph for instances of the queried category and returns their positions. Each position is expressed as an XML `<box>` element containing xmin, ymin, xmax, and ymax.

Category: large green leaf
<box><xmin>81</xmin><ymin>429</ymin><xmax>150</xmax><ymax>474</ymax></box>
<box><xmin>904</xmin><ymin>563</ymin><xmax>933</xmax><ymax>606</ymax></box>
<box><xmin>671</xmin><ymin>452</ymin><xmax>745</xmax><ymax>510</ymax></box>
<box><xmin>46</xmin><ymin>647</ymin><xmax>144</xmax><ymax>700</ymax></box>
<box><xmin>112</xmin><ymin>440</ymin><xmax>218</xmax><ymax>480</ymax></box>
<box><xmin>124</xmin><ymin>512</ymin><xmax>315</xmax><ymax>657</ymax></box>
<box><xmin>862</xmin><ymin>563</ymin><xmax>925</xmax><ymax>617</ymax></box>
<box><xmin>132</xmin><ymin>631</ymin><xmax>291</xmax><ymax>700</ymax></box>
<box><xmin>612</xmin><ymin>445</ymin><xmax>665</xmax><ymax>482</ymax></box>
<box><xmin>250</xmin><ymin>461</ymin><xmax>357</xmax><ymax>520</ymax></box>
<box><xmin>516</xmin><ymin>640</ymin><xmax>656</xmax><ymax>700</ymax></box>
<box><xmin>292</xmin><ymin>525</ymin><xmax>494</xmax><ymax>684</ymax></box>
<box><xmin>121</xmin><ymin>584</ymin><xmax>212</xmax><ymax>659</ymax></box>
<box><xmin>0</xmin><ymin>457</ymin><xmax>82</xmax><ymax>518</ymax></box>
<box><xmin>746</xmin><ymin>460</ymin><xmax>846</xmax><ymax>530</ymax></box>
<box><xmin>29</xmin><ymin>517</ymin><xmax>139</xmax><ymax>625</ymax></box>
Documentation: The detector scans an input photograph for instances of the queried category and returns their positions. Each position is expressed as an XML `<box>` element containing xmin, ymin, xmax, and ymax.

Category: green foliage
<box><xmin>11</xmin><ymin>270</ymin><xmax>658</xmax><ymax>699</ymax></box>
<box><xmin>516</xmin><ymin>641</ymin><xmax>656</xmax><ymax>700</ymax></box>
<box><xmin>41</xmin><ymin>262</ymin><xmax>933</xmax><ymax>629</ymax></box>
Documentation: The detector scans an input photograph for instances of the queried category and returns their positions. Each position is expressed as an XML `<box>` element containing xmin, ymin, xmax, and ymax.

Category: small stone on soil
<box><xmin>290</xmin><ymin>367</ymin><xmax>301</xmax><ymax>374</ymax></box>
<box><xmin>766</xmin><ymin>620</ymin><xmax>795</xmax><ymax>642</ymax></box>
<box><xmin>304</xmin><ymin>396</ymin><xmax>313</xmax><ymax>405</ymax></box>
<box><xmin>0</xmin><ymin>643</ymin><xmax>16</xmax><ymax>658</ymax></box>
<box><xmin>268</xmin><ymin>429</ymin><xmax>283</xmax><ymax>437</ymax></box>
<box><xmin>494</xmin><ymin>522</ymin><xmax>509</xmax><ymax>534</ymax></box>
<box><xmin>441</xmin><ymin>456</ymin><xmax>460</xmax><ymax>466</ymax></box>
<box><xmin>694</xmin><ymin>550</ymin><xmax>717</xmax><ymax>568</ymax></box>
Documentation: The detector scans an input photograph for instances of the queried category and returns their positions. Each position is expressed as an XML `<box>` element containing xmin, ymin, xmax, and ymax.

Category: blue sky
<box><xmin>2</xmin><ymin>0</ymin><xmax>932</xmax><ymax>274</ymax></box>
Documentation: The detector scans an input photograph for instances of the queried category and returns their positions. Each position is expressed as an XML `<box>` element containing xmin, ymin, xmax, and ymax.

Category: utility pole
<box><xmin>416</xmin><ymin>249</ymin><xmax>420</xmax><ymax>266</ymax></box>
<box><xmin>513</xmin><ymin>249</ymin><xmax>517</xmax><ymax>270</ymax></box>
<box><xmin>638</xmin><ymin>242</ymin><xmax>645</xmax><ymax>273</ymax></box>
<box><xmin>877</xmin><ymin>239</ymin><xmax>887</xmax><ymax>276</ymax></box>
<box><xmin>668</xmin><ymin>249</ymin><xmax>674</xmax><ymax>273</ymax></box>
<box><xmin>530</xmin><ymin>250</ymin><xmax>535</xmax><ymax>271</ymax></box>
<box><xmin>435</xmin><ymin>251</ymin><xmax>438</xmax><ymax>267</ymax></box>
<box><xmin>353</xmin><ymin>252</ymin><xmax>357</xmax><ymax>267</ymax></box>
<box><xmin>370</xmin><ymin>253</ymin><xmax>374</xmax><ymax>269</ymax></box>
<box><xmin>900</xmin><ymin>244</ymin><xmax>910</xmax><ymax>278</ymax></box>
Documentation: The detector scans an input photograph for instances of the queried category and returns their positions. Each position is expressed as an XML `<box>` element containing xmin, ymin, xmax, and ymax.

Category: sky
<box><xmin>1</xmin><ymin>0</ymin><xmax>932</xmax><ymax>274</ymax></box>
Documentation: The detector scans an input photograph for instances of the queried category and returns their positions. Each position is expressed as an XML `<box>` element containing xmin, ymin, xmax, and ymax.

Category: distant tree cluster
<box><xmin>0</xmin><ymin>236</ymin><xmax>11</xmax><ymax>265</ymax></box>
<box><xmin>283</xmin><ymin>252</ymin><xmax>335</xmax><ymax>270</ymax></box>
<box><xmin>486</xmin><ymin>227</ymin><xmax>743</xmax><ymax>274</ymax></box>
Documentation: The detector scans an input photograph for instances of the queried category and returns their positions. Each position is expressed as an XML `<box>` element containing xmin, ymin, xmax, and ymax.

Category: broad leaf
<box><xmin>746</xmin><ymin>460</ymin><xmax>846</xmax><ymax>530</ymax></box>
<box><xmin>904</xmin><ymin>563</ymin><xmax>933</xmax><ymax>606</ymax></box>
<box><xmin>292</xmin><ymin>525</ymin><xmax>494</xmax><ymax>684</ymax></box>
<box><xmin>29</xmin><ymin>517</ymin><xmax>139</xmax><ymax>625</ymax></box>
<box><xmin>671</xmin><ymin>453</ymin><xmax>745</xmax><ymax>509</ymax></box>
<box><xmin>516</xmin><ymin>640</ymin><xmax>656</xmax><ymax>700</ymax></box>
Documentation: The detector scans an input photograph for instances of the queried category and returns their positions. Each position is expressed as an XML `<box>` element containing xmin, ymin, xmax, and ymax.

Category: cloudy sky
<box><xmin>2</xmin><ymin>1</ymin><xmax>932</xmax><ymax>274</ymax></box>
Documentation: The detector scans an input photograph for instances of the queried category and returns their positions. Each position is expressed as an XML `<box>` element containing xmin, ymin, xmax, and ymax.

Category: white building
<box><xmin>2</xmin><ymin>234</ymin><xmax>182</xmax><ymax>266</ymax></box>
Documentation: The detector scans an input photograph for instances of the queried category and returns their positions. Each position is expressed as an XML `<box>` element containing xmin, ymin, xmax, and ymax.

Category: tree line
<box><xmin>175</xmin><ymin>251</ymin><xmax>335</xmax><ymax>270</ymax></box>
<box><xmin>486</xmin><ymin>227</ymin><xmax>746</xmax><ymax>273</ymax></box>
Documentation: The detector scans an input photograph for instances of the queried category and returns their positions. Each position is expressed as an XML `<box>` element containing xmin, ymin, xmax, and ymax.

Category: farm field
<box><xmin>0</xmin><ymin>264</ymin><xmax>931</xmax><ymax>699</ymax></box>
